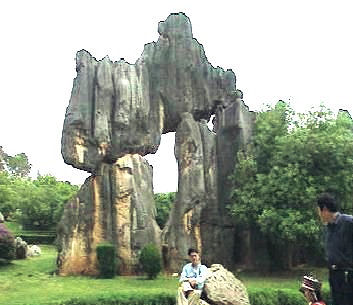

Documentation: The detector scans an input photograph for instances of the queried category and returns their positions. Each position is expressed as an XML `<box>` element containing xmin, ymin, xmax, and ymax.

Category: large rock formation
<box><xmin>58</xmin><ymin>12</ymin><xmax>256</xmax><ymax>275</ymax></box>
<box><xmin>162</xmin><ymin>113</ymin><xmax>215</xmax><ymax>270</ymax></box>
<box><xmin>57</xmin><ymin>154</ymin><xmax>160</xmax><ymax>275</ymax></box>
<box><xmin>62</xmin><ymin>13</ymin><xmax>236</xmax><ymax>173</ymax></box>
<box><xmin>162</xmin><ymin>113</ymin><xmax>237</xmax><ymax>270</ymax></box>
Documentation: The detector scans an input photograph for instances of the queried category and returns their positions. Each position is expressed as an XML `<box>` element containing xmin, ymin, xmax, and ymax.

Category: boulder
<box><xmin>204</xmin><ymin>264</ymin><xmax>250</xmax><ymax>305</ymax></box>
<box><xmin>27</xmin><ymin>245</ymin><xmax>41</xmax><ymax>257</ymax></box>
<box><xmin>15</xmin><ymin>237</ymin><xmax>28</xmax><ymax>259</ymax></box>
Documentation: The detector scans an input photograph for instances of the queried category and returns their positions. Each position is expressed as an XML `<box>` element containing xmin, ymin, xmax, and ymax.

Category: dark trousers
<box><xmin>329</xmin><ymin>270</ymin><xmax>353</xmax><ymax>305</ymax></box>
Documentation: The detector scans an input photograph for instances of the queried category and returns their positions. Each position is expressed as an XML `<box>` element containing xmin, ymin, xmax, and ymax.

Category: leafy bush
<box><xmin>154</xmin><ymin>192</ymin><xmax>175</xmax><ymax>229</ymax></box>
<box><xmin>0</xmin><ymin>223</ymin><xmax>15</xmax><ymax>264</ymax></box>
<box><xmin>139</xmin><ymin>244</ymin><xmax>162</xmax><ymax>279</ymax></box>
<box><xmin>18</xmin><ymin>231</ymin><xmax>56</xmax><ymax>244</ymax></box>
<box><xmin>248</xmin><ymin>287</ymin><xmax>331</xmax><ymax>305</ymax></box>
<box><xmin>96</xmin><ymin>243</ymin><xmax>117</xmax><ymax>278</ymax></box>
<box><xmin>56</xmin><ymin>293</ymin><xmax>174</xmax><ymax>305</ymax></box>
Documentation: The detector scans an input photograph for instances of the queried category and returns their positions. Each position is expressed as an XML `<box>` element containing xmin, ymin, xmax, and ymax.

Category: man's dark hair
<box><xmin>317</xmin><ymin>193</ymin><xmax>338</xmax><ymax>212</ymax></box>
<box><xmin>188</xmin><ymin>248</ymin><xmax>199</xmax><ymax>256</ymax></box>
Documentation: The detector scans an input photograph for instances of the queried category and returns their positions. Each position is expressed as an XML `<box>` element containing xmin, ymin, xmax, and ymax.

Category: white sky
<box><xmin>1</xmin><ymin>0</ymin><xmax>352</xmax><ymax>193</ymax></box>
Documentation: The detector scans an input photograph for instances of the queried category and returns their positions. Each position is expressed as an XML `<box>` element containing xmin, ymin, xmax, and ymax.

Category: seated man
<box><xmin>299</xmin><ymin>275</ymin><xmax>326</xmax><ymax>305</ymax></box>
<box><xmin>177</xmin><ymin>248</ymin><xmax>208</xmax><ymax>305</ymax></box>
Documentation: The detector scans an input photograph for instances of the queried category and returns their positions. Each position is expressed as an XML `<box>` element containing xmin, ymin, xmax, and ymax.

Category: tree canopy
<box><xmin>229</xmin><ymin>102</ymin><xmax>353</xmax><ymax>269</ymax></box>
<box><xmin>0</xmin><ymin>147</ymin><xmax>78</xmax><ymax>228</ymax></box>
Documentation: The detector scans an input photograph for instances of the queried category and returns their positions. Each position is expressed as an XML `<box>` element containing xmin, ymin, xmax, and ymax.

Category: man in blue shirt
<box><xmin>177</xmin><ymin>248</ymin><xmax>208</xmax><ymax>305</ymax></box>
<box><xmin>317</xmin><ymin>193</ymin><xmax>353</xmax><ymax>305</ymax></box>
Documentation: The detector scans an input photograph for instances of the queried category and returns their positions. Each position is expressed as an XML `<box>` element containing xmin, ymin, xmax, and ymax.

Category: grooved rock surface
<box><xmin>204</xmin><ymin>264</ymin><xmax>250</xmax><ymax>305</ymax></box>
<box><xmin>216</xmin><ymin>98</ymin><xmax>256</xmax><ymax>220</ymax></box>
<box><xmin>62</xmin><ymin>13</ymin><xmax>236</xmax><ymax>173</ymax></box>
<box><xmin>58</xmin><ymin>12</ymin><xmax>257</xmax><ymax>275</ymax></box>
<box><xmin>56</xmin><ymin>154</ymin><xmax>160</xmax><ymax>275</ymax></box>
<box><xmin>162</xmin><ymin>113</ymin><xmax>229</xmax><ymax>271</ymax></box>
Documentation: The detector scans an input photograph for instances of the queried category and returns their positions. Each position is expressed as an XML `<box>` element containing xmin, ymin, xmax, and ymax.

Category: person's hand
<box><xmin>188</xmin><ymin>279</ymin><xmax>197</xmax><ymax>287</ymax></box>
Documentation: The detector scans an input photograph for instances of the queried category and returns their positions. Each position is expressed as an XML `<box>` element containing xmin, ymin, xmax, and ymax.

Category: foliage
<box><xmin>17</xmin><ymin>231</ymin><xmax>56</xmax><ymax>244</ymax></box>
<box><xmin>0</xmin><ymin>223</ymin><xmax>15</xmax><ymax>264</ymax></box>
<box><xmin>139</xmin><ymin>244</ymin><xmax>162</xmax><ymax>279</ymax></box>
<box><xmin>229</xmin><ymin>102</ymin><xmax>353</xmax><ymax>269</ymax></box>
<box><xmin>154</xmin><ymin>192</ymin><xmax>175</xmax><ymax>228</ymax></box>
<box><xmin>96</xmin><ymin>243</ymin><xmax>117</xmax><ymax>278</ymax></box>
<box><xmin>247</xmin><ymin>287</ymin><xmax>330</xmax><ymax>305</ymax></box>
<box><xmin>55</xmin><ymin>294</ymin><xmax>174</xmax><ymax>305</ymax></box>
<box><xmin>0</xmin><ymin>173</ymin><xmax>78</xmax><ymax>229</ymax></box>
<box><xmin>5</xmin><ymin>152</ymin><xmax>32</xmax><ymax>177</ymax></box>
<box><xmin>17</xmin><ymin>175</ymin><xmax>78</xmax><ymax>229</ymax></box>
<box><xmin>0</xmin><ymin>171</ymin><xmax>18</xmax><ymax>220</ymax></box>
<box><xmin>0</xmin><ymin>147</ymin><xmax>78</xmax><ymax>227</ymax></box>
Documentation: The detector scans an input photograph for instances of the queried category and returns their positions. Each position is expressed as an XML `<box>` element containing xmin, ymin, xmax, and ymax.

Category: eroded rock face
<box><xmin>162</xmin><ymin>113</ymin><xmax>230</xmax><ymax>271</ymax></box>
<box><xmin>204</xmin><ymin>264</ymin><xmax>250</xmax><ymax>305</ymax></box>
<box><xmin>61</xmin><ymin>13</ymin><xmax>236</xmax><ymax>173</ymax></box>
<box><xmin>216</xmin><ymin>97</ymin><xmax>256</xmax><ymax>215</ymax></box>
<box><xmin>59</xmin><ymin>12</ymin><xmax>257</xmax><ymax>275</ymax></box>
<box><xmin>57</xmin><ymin>154</ymin><xmax>160</xmax><ymax>275</ymax></box>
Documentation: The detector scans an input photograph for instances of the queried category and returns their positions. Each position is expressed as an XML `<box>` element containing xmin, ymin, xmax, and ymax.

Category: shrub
<box><xmin>96</xmin><ymin>242</ymin><xmax>117</xmax><ymax>278</ymax></box>
<box><xmin>0</xmin><ymin>223</ymin><xmax>15</xmax><ymax>264</ymax></box>
<box><xmin>248</xmin><ymin>287</ymin><xmax>331</xmax><ymax>305</ymax></box>
<box><xmin>139</xmin><ymin>243</ymin><xmax>162</xmax><ymax>279</ymax></box>
<box><xmin>56</xmin><ymin>293</ymin><xmax>174</xmax><ymax>305</ymax></box>
<box><xmin>18</xmin><ymin>231</ymin><xmax>56</xmax><ymax>244</ymax></box>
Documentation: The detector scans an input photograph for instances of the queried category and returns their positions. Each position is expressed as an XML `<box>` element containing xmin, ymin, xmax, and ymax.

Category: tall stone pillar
<box><xmin>57</xmin><ymin>154</ymin><xmax>160</xmax><ymax>275</ymax></box>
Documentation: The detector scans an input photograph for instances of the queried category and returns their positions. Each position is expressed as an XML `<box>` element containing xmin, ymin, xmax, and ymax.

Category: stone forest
<box><xmin>56</xmin><ymin>12</ymin><xmax>255</xmax><ymax>276</ymax></box>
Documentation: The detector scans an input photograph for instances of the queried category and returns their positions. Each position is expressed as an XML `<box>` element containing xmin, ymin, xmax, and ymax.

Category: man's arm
<box><xmin>179</xmin><ymin>265</ymin><xmax>188</xmax><ymax>283</ymax></box>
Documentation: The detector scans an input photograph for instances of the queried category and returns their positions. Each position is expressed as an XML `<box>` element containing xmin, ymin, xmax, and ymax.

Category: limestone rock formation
<box><xmin>204</xmin><ymin>264</ymin><xmax>250</xmax><ymax>305</ymax></box>
<box><xmin>162</xmin><ymin>113</ymin><xmax>234</xmax><ymax>270</ymax></box>
<box><xmin>57</xmin><ymin>154</ymin><xmax>160</xmax><ymax>275</ymax></box>
<box><xmin>58</xmin><ymin>12</ymin><xmax>257</xmax><ymax>275</ymax></box>
<box><xmin>215</xmin><ymin>94</ymin><xmax>256</xmax><ymax>219</ymax></box>
<box><xmin>61</xmin><ymin>12</ymin><xmax>236</xmax><ymax>173</ymax></box>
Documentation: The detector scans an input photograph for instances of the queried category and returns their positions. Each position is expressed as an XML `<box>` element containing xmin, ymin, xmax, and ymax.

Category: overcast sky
<box><xmin>1</xmin><ymin>0</ymin><xmax>352</xmax><ymax>193</ymax></box>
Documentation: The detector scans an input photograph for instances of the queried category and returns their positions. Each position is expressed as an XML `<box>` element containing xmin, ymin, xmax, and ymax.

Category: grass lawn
<box><xmin>0</xmin><ymin>245</ymin><xmax>329</xmax><ymax>305</ymax></box>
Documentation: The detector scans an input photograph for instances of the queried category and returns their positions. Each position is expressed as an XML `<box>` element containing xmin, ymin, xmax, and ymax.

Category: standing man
<box><xmin>177</xmin><ymin>248</ymin><xmax>208</xmax><ymax>305</ymax></box>
<box><xmin>317</xmin><ymin>193</ymin><xmax>353</xmax><ymax>305</ymax></box>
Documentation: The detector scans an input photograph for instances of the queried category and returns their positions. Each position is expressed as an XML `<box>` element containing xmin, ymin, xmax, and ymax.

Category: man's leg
<box><xmin>176</xmin><ymin>286</ymin><xmax>188</xmax><ymax>305</ymax></box>
<box><xmin>329</xmin><ymin>270</ymin><xmax>353</xmax><ymax>305</ymax></box>
<box><xmin>187</xmin><ymin>290</ymin><xmax>201</xmax><ymax>305</ymax></box>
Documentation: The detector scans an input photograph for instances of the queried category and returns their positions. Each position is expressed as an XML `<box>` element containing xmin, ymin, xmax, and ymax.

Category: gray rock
<box><xmin>15</xmin><ymin>237</ymin><xmax>28</xmax><ymax>259</ymax></box>
<box><xmin>204</xmin><ymin>264</ymin><xmax>250</xmax><ymax>305</ymax></box>
<box><xmin>162</xmin><ymin>114</ymin><xmax>232</xmax><ymax>270</ymax></box>
<box><xmin>61</xmin><ymin>13</ymin><xmax>235</xmax><ymax>172</ymax></box>
<box><xmin>216</xmin><ymin>97</ymin><xmax>256</xmax><ymax>217</ymax></box>
<box><xmin>59</xmin><ymin>13</ymin><xmax>257</xmax><ymax>275</ymax></box>
<box><xmin>56</xmin><ymin>154</ymin><xmax>161</xmax><ymax>275</ymax></box>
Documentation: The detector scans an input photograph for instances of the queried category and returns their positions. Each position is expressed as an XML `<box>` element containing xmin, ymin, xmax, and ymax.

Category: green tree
<box><xmin>229</xmin><ymin>103</ymin><xmax>353</xmax><ymax>270</ymax></box>
<box><xmin>0</xmin><ymin>172</ymin><xmax>19</xmax><ymax>220</ymax></box>
<box><xmin>15</xmin><ymin>175</ymin><xmax>78</xmax><ymax>229</ymax></box>
<box><xmin>5</xmin><ymin>153</ymin><xmax>31</xmax><ymax>177</ymax></box>
<box><xmin>0</xmin><ymin>146</ymin><xmax>7</xmax><ymax>172</ymax></box>
<box><xmin>154</xmin><ymin>192</ymin><xmax>175</xmax><ymax>229</ymax></box>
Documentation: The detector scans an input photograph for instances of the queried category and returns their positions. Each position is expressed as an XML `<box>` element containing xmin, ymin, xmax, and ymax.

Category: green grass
<box><xmin>0</xmin><ymin>245</ymin><xmax>330</xmax><ymax>305</ymax></box>
<box><xmin>0</xmin><ymin>245</ymin><xmax>178</xmax><ymax>305</ymax></box>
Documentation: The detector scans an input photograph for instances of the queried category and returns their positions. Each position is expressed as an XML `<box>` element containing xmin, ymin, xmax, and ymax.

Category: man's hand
<box><xmin>188</xmin><ymin>278</ymin><xmax>197</xmax><ymax>288</ymax></box>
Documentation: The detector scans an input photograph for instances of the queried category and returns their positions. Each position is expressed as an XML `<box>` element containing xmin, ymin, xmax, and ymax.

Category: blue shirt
<box><xmin>325</xmin><ymin>212</ymin><xmax>353</xmax><ymax>268</ymax></box>
<box><xmin>179</xmin><ymin>263</ymin><xmax>208</xmax><ymax>289</ymax></box>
